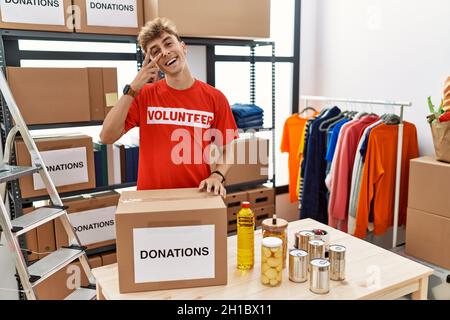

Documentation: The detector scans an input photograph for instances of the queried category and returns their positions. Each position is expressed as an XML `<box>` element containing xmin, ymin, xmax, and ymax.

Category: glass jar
<box><xmin>262</xmin><ymin>215</ymin><xmax>288</xmax><ymax>268</ymax></box>
<box><xmin>261</xmin><ymin>237</ymin><xmax>283</xmax><ymax>287</ymax></box>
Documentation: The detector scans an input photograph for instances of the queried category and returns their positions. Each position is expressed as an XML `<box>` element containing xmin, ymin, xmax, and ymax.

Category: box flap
<box><xmin>116</xmin><ymin>188</ymin><xmax>226</xmax><ymax>214</ymax></box>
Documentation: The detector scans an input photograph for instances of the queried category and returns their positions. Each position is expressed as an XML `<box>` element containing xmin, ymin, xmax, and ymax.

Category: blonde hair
<box><xmin>138</xmin><ymin>17</ymin><xmax>181</xmax><ymax>52</ymax></box>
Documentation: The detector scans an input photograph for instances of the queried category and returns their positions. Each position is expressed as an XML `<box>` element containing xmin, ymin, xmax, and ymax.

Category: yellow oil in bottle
<box><xmin>237</xmin><ymin>201</ymin><xmax>254</xmax><ymax>270</ymax></box>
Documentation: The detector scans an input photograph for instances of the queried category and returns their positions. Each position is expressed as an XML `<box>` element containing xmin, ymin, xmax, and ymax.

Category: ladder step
<box><xmin>28</xmin><ymin>247</ymin><xmax>84</xmax><ymax>287</ymax></box>
<box><xmin>11</xmin><ymin>206</ymin><xmax>68</xmax><ymax>236</ymax></box>
<box><xmin>64</xmin><ymin>287</ymin><xmax>97</xmax><ymax>300</ymax></box>
<box><xmin>0</xmin><ymin>165</ymin><xmax>41</xmax><ymax>183</ymax></box>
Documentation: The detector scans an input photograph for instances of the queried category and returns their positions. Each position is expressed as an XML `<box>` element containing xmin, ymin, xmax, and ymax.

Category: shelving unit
<box><xmin>0</xmin><ymin>29</ymin><xmax>276</xmax><ymax>299</ymax></box>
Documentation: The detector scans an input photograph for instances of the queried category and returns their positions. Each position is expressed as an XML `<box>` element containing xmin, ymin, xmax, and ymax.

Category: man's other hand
<box><xmin>199</xmin><ymin>175</ymin><xmax>226</xmax><ymax>197</ymax></box>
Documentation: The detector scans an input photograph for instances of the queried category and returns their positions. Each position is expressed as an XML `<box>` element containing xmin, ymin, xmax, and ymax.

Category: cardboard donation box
<box><xmin>6</xmin><ymin>67</ymin><xmax>117</xmax><ymax>125</ymax></box>
<box><xmin>143</xmin><ymin>0</ymin><xmax>270</xmax><ymax>39</ymax></box>
<box><xmin>115</xmin><ymin>188</ymin><xmax>227</xmax><ymax>293</ymax></box>
<box><xmin>55</xmin><ymin>191</ymin><xmax>120</xmax><ymax>250</ymax></box>
<box><xmin>0</xmin><ymin>0</ymin><xmax>72</xmax><ymax>32</ymax></box>
<box><xmin>15</xmin><ymin>135</ymin><xmax>96</xmax><ymax>199</ymax></box>
<box><xmin>221</xmin><ymin>137</ymin><xmax>270</xmax><ymax>187</ymax></box>
<box><xmin>73</xmin><ymin>0</ymin><xmax>144</xmax><ymax>35</ymax></box>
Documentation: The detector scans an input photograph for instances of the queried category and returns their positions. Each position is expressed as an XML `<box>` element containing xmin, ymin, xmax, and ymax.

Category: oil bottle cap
<box><xmin>242</xmin><ymin>201</ymin><xmax>250</xmax><ymax>208</ymax></box>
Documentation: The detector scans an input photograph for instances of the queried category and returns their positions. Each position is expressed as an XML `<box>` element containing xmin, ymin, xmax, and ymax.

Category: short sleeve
<box><xmin>280</xmin><ymin>120</ymin><xmax>290</xmax><ymax>153</ymax></box>
<box><xmin>124</xmin><ymin>95</ymin><xmax>142</xmax><ymax>133</ymax></box>
<box><xmin>211</xmin><ymin>91</ymin><xmax>239</xmax><ymax>147</ymax></box>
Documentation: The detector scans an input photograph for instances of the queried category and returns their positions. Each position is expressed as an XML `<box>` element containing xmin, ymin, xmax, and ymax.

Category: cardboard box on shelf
<box><xmin>408</xmin><ymin>156</ymin><xmax>450</xmax><ymax>219</ymax></box>
<box><xmin>6</xmin><ymin>67</ymin><xmax>91</xmax><ymax>125</ymax></box>
<box><xmin>143</xmin><ymin>0</ymin><xmax>270</xmax><ymax>39</ymax></box>
<box><xmin>36</xmin><ymin>217</ymin><xmax>56</xmax><ymax>260</ymax></box>
<box><xmin>22</xmin><ymin>207</ymin><xmax>39</xmax><ymax>261</ymax></box>
<box><xmin>101</xmin><ymin>252</ymin><xmax>117</xmax><ymax>266</ymax></box>
<box><xmin>405</xmin><ymin>208</ymin><xmax>450</xmax><ymax>270</ymax></box>
<box><xmin>73</xmin><ymin>0</ymin><xmax>144</xmax><ymax>35</ymax></box>
<box><xmin>55</xmin><ymin>191</ymin><xmax>120</xmax><ymax>250</ymax></box>
<box><xmin>6</xmin><ymin>67</ymin><xmax>118</xmax><ymax>125</ymax></box>
<box><xmin>15</xmin><ymin>135</ymin><xmax>96</xmax><ymax>199</ymax></box>
<box><xmin>34</xmin><ymin>256</ymin><xmax>102</xmax><ymax>300</ymax></box>
<box><xmin>116</xmin><ymin>188</ymin><xmax>227</xmax><ymax>293</ymax></box>
<box><xmin>224</xmin><ymin>191</ymin><xmax>247</xmax><ymax>218</ymax></box>
<box><xmin>0</xmin><ymin>0</ymin><xmax>73</xmax><ymax>32</ymax></box>
<box><xmin>254</xmin><ymin>205</ymin><xmax>275</xmax><ymax>227</ymax></box>
<box><xmin>220</xmin><ymin>137</ymin><xmax>269</xmax><ymax>187</ymax></box>
<box><xmin>247</xmin><ymin>186</ymin><xmax>275</xmax><ymax>209</ymax></box>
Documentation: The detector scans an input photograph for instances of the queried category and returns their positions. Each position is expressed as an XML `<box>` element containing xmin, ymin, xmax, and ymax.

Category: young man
<box><xmin>100</xmin><ymin>18</ymin><xmax>238</xmax><ymax>196</ymax></box>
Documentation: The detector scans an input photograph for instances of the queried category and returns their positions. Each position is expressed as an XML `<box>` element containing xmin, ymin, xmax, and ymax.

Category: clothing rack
<box><xmin>301</xmin><ymin>95</ymin><xmax>412</xmax><ymax>248</ymax></box>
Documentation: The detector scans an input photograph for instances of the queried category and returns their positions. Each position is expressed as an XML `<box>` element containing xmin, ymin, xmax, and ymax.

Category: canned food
<box><xmin>289</xmin><ymin>249</ymin><xmax>308</xmax><ymax>283</ymax></box>
<box><xmin>310</xmin><ymin>258</ymin><xmax>330</xmax><ymax>294</ymax></box>
<box><xmin>312</xmin><ymin>229</ymin><xmax>330</xmax><ymax>250</ymax></box>
<box><xmin>329</xmin><ymin>245</ymin><xmax>346</xmax><ymax>281</ymax></box>
<box><xmin>308</xmin><ymin>239</ymin><xmax>325</xmax><ymax>262</ymax></box>
<box><xmin>295</xmin><ymin>230</ymin><xmax>315</xmax><ymax>251</ymax></box>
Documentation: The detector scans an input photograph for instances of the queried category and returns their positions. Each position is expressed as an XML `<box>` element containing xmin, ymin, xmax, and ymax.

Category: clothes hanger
<box><xmin>298</xmin><ymin>106</ymin><xmax>318</xmax><ymax>115</ymax></box>
<box><xmin>318</xmin><ymin>105</ymin><xmax>344</xmax><ymax>132</ymax></box>
<box><xmin>384</xmin><ymin>113</ymin><xmax>400</xmax><ymax>125</ymax></box>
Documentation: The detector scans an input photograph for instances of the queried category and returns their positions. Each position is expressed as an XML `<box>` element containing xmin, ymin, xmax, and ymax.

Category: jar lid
<box><xmin>310</xmin><ymin>258</ymin><xmax>330</xmax><ymax>268</ymax></box>
<box><xmin>329</xmin><ymin>245</ymin><xmax>346</xmax><ymax>252</ymax></box>
<box><xmin>262</xmin><ymin>237</ymin><xmax>283</xmax><ymax>248</ymax></box>
<box><xmin>289</xmin><ymin>249</ymin><xmax>308</xmax><ymax>257</ymax></box>
<box><xmin>262</xmin><ymin>217</ymin><xmax>288</xmax><ymax>232</ymax></box>
<box><xmin>309</xmin><ymin>239</ymin><xmax>325</xmax><ymax>246</ymax></box>
<box><xmin>297</xmin><ymin>230</ymin><xmax>315</xmax><ymax>237</ymax></box>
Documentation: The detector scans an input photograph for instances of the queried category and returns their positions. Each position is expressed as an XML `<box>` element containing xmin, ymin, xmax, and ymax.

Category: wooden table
<box><xmin>92</xmin><ymin>218</ymin><xmax>433</xmax><ymax>300</ymax></box>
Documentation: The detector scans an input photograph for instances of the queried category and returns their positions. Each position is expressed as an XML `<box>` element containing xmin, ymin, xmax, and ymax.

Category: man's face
<box><xmin>147</xmin><ymin>32</ymin><xmax>187</xmax><ymax>76</ymax></box>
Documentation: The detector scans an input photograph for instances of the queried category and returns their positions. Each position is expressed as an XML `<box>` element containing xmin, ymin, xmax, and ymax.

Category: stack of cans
<box><xmin>289</xmin><ymin>229</ymin><xmax>347</xmax><ymax>295</ymax></box>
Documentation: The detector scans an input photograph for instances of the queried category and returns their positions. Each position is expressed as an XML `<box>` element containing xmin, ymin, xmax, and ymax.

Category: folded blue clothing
<box><xmin>236</xmin><ymin>119</ymin><xmax>264</xmax><ymax>129</ymax></box>
<box><xmin>231</xmin><ymin>103</ymin><xmax>264</xmax><ymax>118</ymax></box>
<box><xmin>234</xmin><ymin>114</ymin><xmax>264</xmax><ymax>123</ymax></box>
<box><xmin>236</xmin><ymin>118</ymin><xmax>264</xmax><ymax>126</ymax></box>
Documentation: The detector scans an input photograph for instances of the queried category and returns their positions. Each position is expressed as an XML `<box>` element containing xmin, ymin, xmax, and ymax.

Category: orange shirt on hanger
<box><xmin>354</xmin><ymin>122</ymin><xmax>419</xmax><ymax>238</ymax></box>
<box><xmin>281</xmin><ymin>113</ymin><xmax>316</xmax><ymax>202</ymax></box>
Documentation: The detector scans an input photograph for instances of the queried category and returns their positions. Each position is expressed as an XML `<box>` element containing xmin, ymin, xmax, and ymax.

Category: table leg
<box><xmin>96</xmin><ymin>283</ymin><xmax>106</xmax><ymax>300</ymax></box>
<box><xmin>411</xmin><ymin>277</ymin><xmax>428</xmax><ymax>300</ymax></box>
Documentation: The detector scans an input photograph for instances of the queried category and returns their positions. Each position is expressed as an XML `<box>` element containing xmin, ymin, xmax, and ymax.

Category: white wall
<box><xmin>300</xmin><ymin>0</ymin><xmax>450</xmax><ymax>155</ymax></box>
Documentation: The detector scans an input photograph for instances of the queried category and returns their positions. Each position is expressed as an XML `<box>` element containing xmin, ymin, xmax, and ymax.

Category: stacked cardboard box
<box><xmin>225</xmin><ymin>186</ymin><xmax>275</xmax><ymax>233</ymax></box>
<box><xmin>15</xmin><ymin>135</ymin><xmax>96</xmax><ymax>199</ymax></box>
<box><xmin>55</xmin><ymin>191</ymin><xmax>120</xmax><ymax>251</ymax></box>
<box><xmin>73</xmin><ymin>0</ymin><xmax>144</xmax><ymax>35</ymax></box>
<box><xmin>34</xmin><ymin>256</ymin><xmax>102</xmax><ymax>300</ymax></box>
<box><xmin>143</xmin><ymin>0</ymin><xmax>270</xmax><ymax>39</ymax></box>
<box><xmin>6</xmin><ymin>67</ymin><xmax>118</xmax><ymax>125</ymax></box>
<box><xmin>406</xmin><ymin>156</ymin><xmax>450</xmax><ymax>269</ymax></box>
<box><xmin>0</xmin><ymin>0</ymin><xmax>73</xmax><ymax>32</ymax></box>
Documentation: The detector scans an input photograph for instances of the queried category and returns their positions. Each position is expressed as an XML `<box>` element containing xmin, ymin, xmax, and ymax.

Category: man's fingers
<box><xmin>214</xmin><ymin>182</ymin><xmax>220</xmax><ymax>195</ymax></box>
<box><xmin>149</xmin><ymin>53</ymin><xmax>162</xmax><ymax>68</ymax></box>
<box><xmin>143</xmin><ymin>52</ymin><xmax>151</xmax><ymax>66</ymax></box>
<box><xmin>220</xmin><ymin>185</ymin><xmax>226</xmax><ymax>198</ymax></box>
<box><xmin>198</xmin><ymin>180</ymin><xmax>206</xmax><ymax>190</ymax></box>
<box><xmin>206</xmin><ymin>181</ymin><xmax>212</xmax><ymax>193</ymax></box>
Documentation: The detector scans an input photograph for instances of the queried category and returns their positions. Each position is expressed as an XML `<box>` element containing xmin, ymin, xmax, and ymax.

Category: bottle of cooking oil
<box><xmin>237</xmin><ymin>201</ymin><xmax>254</xmax><ymax>269</ymax></box>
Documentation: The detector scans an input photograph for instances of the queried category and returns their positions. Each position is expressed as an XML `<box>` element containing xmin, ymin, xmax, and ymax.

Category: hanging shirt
<box><xmin>347</xmin><ymin>119</ymin><xmax>383</xmax><ymax>235</ymax></box>
<box><xmin>328</xmin><ymin>115</ymin><xmax>380</xmax><ymax>231</ymax></box>
<box><xmin>125</xmin><ymin>79</ymin><xmax>238</xmax><ymax>190</ymax></box>
<box><xmin>301</xmin><ymin>106</ymin><xmax>341</xmax><ymax>223</ymax></box>
<box><xmin>354</xmin><ymin>122</ymin><xmax>419</xmax><ymax>238</ymax></box>
<box><xmin>298</xmin><ymin>117</ymin><xmax>315</xmax><ymax>210</ymax></box>
<box><xmin>325</xmin><ymin>118</ymin><xmax>350</xmax><ymax>162</ymax></box>
<box><xmin>281</xmin><ymin>113</ymin><xmax>317</xmax><ymax>202</ymax></box>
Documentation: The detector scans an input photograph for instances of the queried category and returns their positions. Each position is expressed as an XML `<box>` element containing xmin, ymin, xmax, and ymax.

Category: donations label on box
<box><xmin>68</xmin><ymin>206</ymin><xmax>116</xmax><ymax>245</ymax></box>
<box><xmin>86</xmin><ymin>0</ymin><xmax>138</xmax><ymax>28</ymax></box>
<box><xmin>32</xmin><ymin>147</ymin><xmax>89</xmax><ymax>190</ymax></box>
<box><xmin>133</xmin><ymin>225</ymin><xmax>215</xmax><ymax>283</ymax></box>
<box><xmin>0</xmin><ymin>0</ymin><xmax>65</xmax><ymax>25</ymax></box>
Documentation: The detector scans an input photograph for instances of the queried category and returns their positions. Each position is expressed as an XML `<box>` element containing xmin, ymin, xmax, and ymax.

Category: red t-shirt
<box><xmin>125</xmin><ymin>79</ymin><xmax>238</xmax><ymax>190</ymax></box>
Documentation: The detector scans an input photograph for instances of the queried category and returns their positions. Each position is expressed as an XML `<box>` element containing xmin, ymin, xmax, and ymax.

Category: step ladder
<box><xmin>0</xmin><ymin>70</ymin><xmax>96</xmax><ymax>300</ymax></box>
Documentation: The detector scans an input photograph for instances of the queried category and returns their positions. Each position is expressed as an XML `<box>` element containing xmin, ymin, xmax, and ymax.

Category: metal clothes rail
<box><xmin>300</xmin><ymin>95</ymin><xmax>412</xmax><ymax>248</ymax></box>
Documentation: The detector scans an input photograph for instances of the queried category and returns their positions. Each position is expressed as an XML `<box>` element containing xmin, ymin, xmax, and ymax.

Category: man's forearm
<box><xmin>214</xmin><ymin>144</ymin><xmax>233</xmax><ymax>177</ymax></box>
<box><xmin>99</xmin><ymin>95</ymin><xmax>134</xmax><ymax>144</ymax></box>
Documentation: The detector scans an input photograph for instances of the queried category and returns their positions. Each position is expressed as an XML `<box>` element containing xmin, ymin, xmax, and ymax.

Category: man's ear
<box><xmin>181</xmin><ymin>41</ymin><xmax>187</xmax><ymax>54</ymax></box>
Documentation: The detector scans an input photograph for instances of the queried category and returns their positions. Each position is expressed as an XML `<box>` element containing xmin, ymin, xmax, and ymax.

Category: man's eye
<box><xmin>152</xmin><ymin>49</ymin><xmax>160</xmax><ymax>56</ymax></box>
